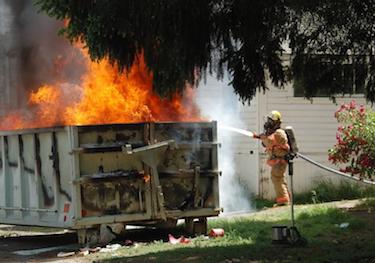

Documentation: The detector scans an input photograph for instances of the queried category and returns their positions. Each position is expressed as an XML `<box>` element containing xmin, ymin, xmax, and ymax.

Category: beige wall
<box><xmin>257</xmin><ymin>81</ymin><xmax>373</xmax><ymax>199</ymax></box>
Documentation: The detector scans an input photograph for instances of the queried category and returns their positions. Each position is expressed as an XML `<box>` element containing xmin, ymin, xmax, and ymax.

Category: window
<box><xmin>293</xmin><ymin>57</ymin><xmax>367</xmax><ymax>97</ymax></box>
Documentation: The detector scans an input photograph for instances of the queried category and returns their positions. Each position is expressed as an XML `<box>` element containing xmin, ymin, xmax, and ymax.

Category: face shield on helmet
<box><xmin>263</xmin><ymin>110</ymin><xmax>282</xmax><ymax>134</ymax></box>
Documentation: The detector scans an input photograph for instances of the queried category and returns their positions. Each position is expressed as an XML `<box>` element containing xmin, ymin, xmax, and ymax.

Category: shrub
<box><xmin>328</xmin><ymin>100</ymin><xmax>375</xmax><ymax>180</ymax></box>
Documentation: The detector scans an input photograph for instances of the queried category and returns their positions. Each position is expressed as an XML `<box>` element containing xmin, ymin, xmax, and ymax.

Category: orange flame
<box><xmin>0</xmin><ymin>48</ymin><xmax>201</xmax><ymax>130</ymax></box>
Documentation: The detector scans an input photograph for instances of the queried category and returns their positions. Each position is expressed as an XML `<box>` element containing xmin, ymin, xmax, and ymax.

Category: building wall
<box><xmin>257</xmin><ymin>80</ymin><xmax>373</xmax><ymax>199</ymax></box>
<box><xmin>233</xmin><ymin>100</ymin><xmax>259</xmax><ymax>195</ymax></box>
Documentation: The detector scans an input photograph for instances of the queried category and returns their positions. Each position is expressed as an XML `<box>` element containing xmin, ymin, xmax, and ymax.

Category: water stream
<box><xmin>219</xmin><ymin>125</ymin><xmax>254</xmax><ymax>138</ymax></box>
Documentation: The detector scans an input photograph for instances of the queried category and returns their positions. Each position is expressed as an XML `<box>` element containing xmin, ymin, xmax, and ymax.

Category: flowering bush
<box><xmin>328</xmin><ymin>100</ymin><xmax>375</xmax><ymax>180</ymax></box>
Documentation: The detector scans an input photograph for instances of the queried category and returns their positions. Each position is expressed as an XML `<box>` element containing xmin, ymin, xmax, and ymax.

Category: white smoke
<box><xmin>196</xmin><ymin>75</ymin><xmax>253</xmax><ymax>213</ymax></box>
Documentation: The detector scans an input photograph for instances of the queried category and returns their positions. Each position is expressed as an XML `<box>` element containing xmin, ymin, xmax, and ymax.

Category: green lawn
<box><xmin>91</xmin><ymin>199</ymin><xmax>375</xmax><ymax>263</ymax></box>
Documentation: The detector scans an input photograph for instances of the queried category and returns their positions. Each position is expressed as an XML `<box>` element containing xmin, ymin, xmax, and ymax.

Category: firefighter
<box><xmin>254</xmin><ymin>110</ymin><xmax>290</xmax><ymax>206</ymax></box>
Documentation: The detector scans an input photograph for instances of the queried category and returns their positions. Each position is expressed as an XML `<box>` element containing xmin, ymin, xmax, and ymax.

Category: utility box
<box><xmin>0</xmin><ymin>122</ymin><xmax>220</xmax><ymax>244</ymax></box>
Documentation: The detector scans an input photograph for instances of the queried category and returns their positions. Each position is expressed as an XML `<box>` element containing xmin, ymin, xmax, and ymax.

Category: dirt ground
<box><xmin>0</xmin><ymin>199</ymin><xmax>371</xmax><ymax>263</ymax></box>
<box><xmin>0</xmin><ymin>224</ymin><xmax>185</xmax><ymax>262</ymax></box>
<box><xmin>0</xmin><ymin>226</ymin><xmax>85</xmax><ymax>263</ymax></box>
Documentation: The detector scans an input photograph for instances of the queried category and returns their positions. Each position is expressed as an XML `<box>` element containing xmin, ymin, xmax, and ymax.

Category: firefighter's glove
<box><xmin>253</xmin><ymin>133</ymin><xmax>266</xmax><ymax>140</ymax></box>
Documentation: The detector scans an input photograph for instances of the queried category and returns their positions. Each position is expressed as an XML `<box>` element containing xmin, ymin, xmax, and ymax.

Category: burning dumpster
<box><xmin>0</xmin><ymin>121</ymin><xmax>219</xmax><ymax>244</ymax></box>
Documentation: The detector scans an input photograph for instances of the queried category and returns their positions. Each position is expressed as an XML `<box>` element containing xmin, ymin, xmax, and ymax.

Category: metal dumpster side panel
<box><xmin>0</xmin><ymin>122</ymin><xmax>220</xmax><ymax>229</ymax></box>
<box><xmin>0</xmin><ymin>128</ymin><xmax>74</xmax><ymax>228</ymax></box>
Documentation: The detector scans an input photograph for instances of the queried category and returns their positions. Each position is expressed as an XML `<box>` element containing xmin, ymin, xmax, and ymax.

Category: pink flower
<box><xmin>349</xmin><ymin>100</ymin><xmax>356</xmax><ymax>109</ymax></box>
<box><xmin>359</xmin><ymin>105</ymin><xmax>366</xmax><ymax>115</ymax></box>
<box><xmin>341</xmin><ymin>103</ymin><xmax>348</xmax><ymax>110</ymax></box>
<box><xmin>329</xmin><ymin>102</ymin><xmax>374</xmax><ymax>179</ymax></box>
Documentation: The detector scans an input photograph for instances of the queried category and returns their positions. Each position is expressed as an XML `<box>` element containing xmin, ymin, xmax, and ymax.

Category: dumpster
<box><xmin>0</xmin><ymin>121</ymin><xmax>220</xmax><ymax>244</ymax></box>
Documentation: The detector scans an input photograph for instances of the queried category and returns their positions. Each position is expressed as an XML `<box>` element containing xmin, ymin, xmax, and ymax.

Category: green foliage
<box><xmin>366</xmin><ymin>110</ymin><xmax>375</xmax><ymax>153</ymax></box>
<box><xmin>355</xmin><ymin>198</ymin><xmax>375</xmax><ymax>211</ymax></box>
<box><xmin>328</xmin><ymin>101</ymin><xmax>375</xmax><ymax>179</ymax></box>
<box><xmin>252</xmin><ymin>197</ymin><xmax>275</xmax><ymax>209</ymax></box>
<box><xmin>293</xmin><ymin>180</ymin><xmax>375</xmax><ymax>204</ymax></box>
<box><xmin>254</xmin><ymin>180</ymin><xmax>375</xmax><ymax>207</ymax></box>
<box><xmin>34</xmin><ymin>0</ymin><xmax>375</xmax><ymax>102</ymax></box>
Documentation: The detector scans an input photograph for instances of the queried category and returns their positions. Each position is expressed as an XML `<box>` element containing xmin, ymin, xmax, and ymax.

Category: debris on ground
<box><xmin>55</xmin><ymin>241</ymin><xmax>131</xmax><ymax>257</ymax></box>
<box><xmin>57</xmin><ymin>251</ymin><xmax>75</xmax><ymax>258</ymax></box>
<box><xmin>78</xmin><ymin>247</ymin><xmax>99</xmax><ymax>256</ymax></box>
<box><xmin>78</xmin><ymin>249</ymin><xmax>89</xmax><ymax>256</ymax></box>
<box><xmin>14</xmin><ymin>244</ymin><xmax>78</xmax><ymax>256</ymax></box>
<box><xmin>99</xmin><ymin>243</ymin><xmax>122</xmax><ymax>253</ymax></box>
<box><xmin>340</xmin><ymin>222</ymin><xmax>350</xmax><ymax>228</ymax></box>
<box><xmin>335</xmin><ymin>222</ymin><xmax>350</xmax><ymax>228</ymax></box>
<box><xmin>87</xmin><ymin>247</ymin><xmax>101</xmax><ymax>253</ymax></box>
<box><xmin>168</xmin><ymin>234</ymin><xmax>191</xmax><ymax>244</ymax></box>
<box><xmin>224</xmin><ymin>258</ymin><xmax>241</xmax><ymax>263</ymax></box>
<box><xmin>209</xmin><ymin>228</ymin><xmax>225</xmax><ymax>238</ymax></box>
<box><xmin>123</xmin><ymin>239</ymin><xmax>134</xmax><ymax>246</ymax></box>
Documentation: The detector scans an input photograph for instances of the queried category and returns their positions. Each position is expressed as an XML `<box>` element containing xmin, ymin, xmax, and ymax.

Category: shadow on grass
<box><xmin>97</xmin><ymin>206</ymin><xmax>375</xmax><ymax>263</ymax></box>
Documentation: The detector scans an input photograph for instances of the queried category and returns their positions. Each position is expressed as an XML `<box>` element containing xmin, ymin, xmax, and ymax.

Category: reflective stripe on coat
<box><xmin>262</xmin><ymin>129</ymin><xmax>289</xmax><ymax>167</ymax></box>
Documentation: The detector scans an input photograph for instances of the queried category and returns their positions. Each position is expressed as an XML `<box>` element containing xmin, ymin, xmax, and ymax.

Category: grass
<box><xmin>90</xmin><ymin>200</ymin><xmax>375</xmax><ymax>263</ymax></box>
<box><xmin>253</xmin><ymin>180</ymin><xmax>375</xmax><ymax>209</ymax></box>
<box><xmin>355</xmin><ymin>197</ymin><xmax>375</xmax><ymax>211</ymax></box>
<box><xmin>252</xmin><ymin>197</ymin><xmax>275</xmax><ymax>209</ymax></box>
<box><xmin>293</xmin><ymin>180</ymin><xmax>375</xmax><ymax>205</ymax></box>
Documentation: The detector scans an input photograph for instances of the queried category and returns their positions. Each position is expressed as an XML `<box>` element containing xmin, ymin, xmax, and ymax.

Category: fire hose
<box><xmin>219</xmin><ymin>125</ymin><xmax>375</xmax><ymax>186</ymax></box>
<box><xmin>296</xmin><ymin>153</ymin><xmax>375</xmax><ymax>185</ymax></box>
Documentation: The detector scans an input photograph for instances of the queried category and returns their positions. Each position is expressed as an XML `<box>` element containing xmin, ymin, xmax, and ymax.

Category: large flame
<box><xmin>0</xmin><ymin>48</ymin><xmax>201</xmax><ymax>130</ymax></box>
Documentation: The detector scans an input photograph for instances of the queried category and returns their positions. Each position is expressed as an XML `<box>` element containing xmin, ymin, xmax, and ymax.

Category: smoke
<box><xmin>196</xmin><ymin>75</ymin><xmax>253</xmax><ymax>213</ymax></box>
<box><xmin>0</xmin><ymin>0</ymin><xmax>85</xmax><ymax>113</ymax></box>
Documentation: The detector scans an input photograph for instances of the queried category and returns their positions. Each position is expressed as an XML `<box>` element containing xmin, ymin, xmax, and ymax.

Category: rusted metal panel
<box><xmin>154</xmin><ymin>122</ymin><xmax>219</xmax><ymax>214</ymax></box>
<box><xmin>0</xmin><ymin>122</ymin><xmax>220</xmax><ymax>229</ymax></box>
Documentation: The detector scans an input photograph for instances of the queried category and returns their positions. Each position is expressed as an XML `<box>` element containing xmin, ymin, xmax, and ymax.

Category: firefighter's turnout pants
<box><xmin>271</xmin><ymin>162</ymin><xmax>289</xmax><ymax>204</ymax></box>
<box><xmin>262</xmin><ymin>129</ymin><xmax>290</xmax><ymax>204</ymax></box>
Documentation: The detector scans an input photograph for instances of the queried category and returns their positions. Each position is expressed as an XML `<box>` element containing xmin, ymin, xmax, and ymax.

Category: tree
<box><xmin>34</xmin><ymin>0</ymin><xmax>375</xmax><ymax>102</ymax></box>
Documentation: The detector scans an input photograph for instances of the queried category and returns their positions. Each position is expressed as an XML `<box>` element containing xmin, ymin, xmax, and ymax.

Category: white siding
<box><xmin>258</xmin><ymin>80</ymin><xmax>374</xmax><ymax>198</ymax></box>
<box><xmin>234</xmin><ymin>96</ymin><xmax>259</xmax><ymax>195</ymax></box>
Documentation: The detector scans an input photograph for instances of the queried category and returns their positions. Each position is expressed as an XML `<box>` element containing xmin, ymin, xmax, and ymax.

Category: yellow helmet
<box><xmin>268</xmin><ymin>110</ymin><xmax>282</xmax><ymax>122</ymax></box>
